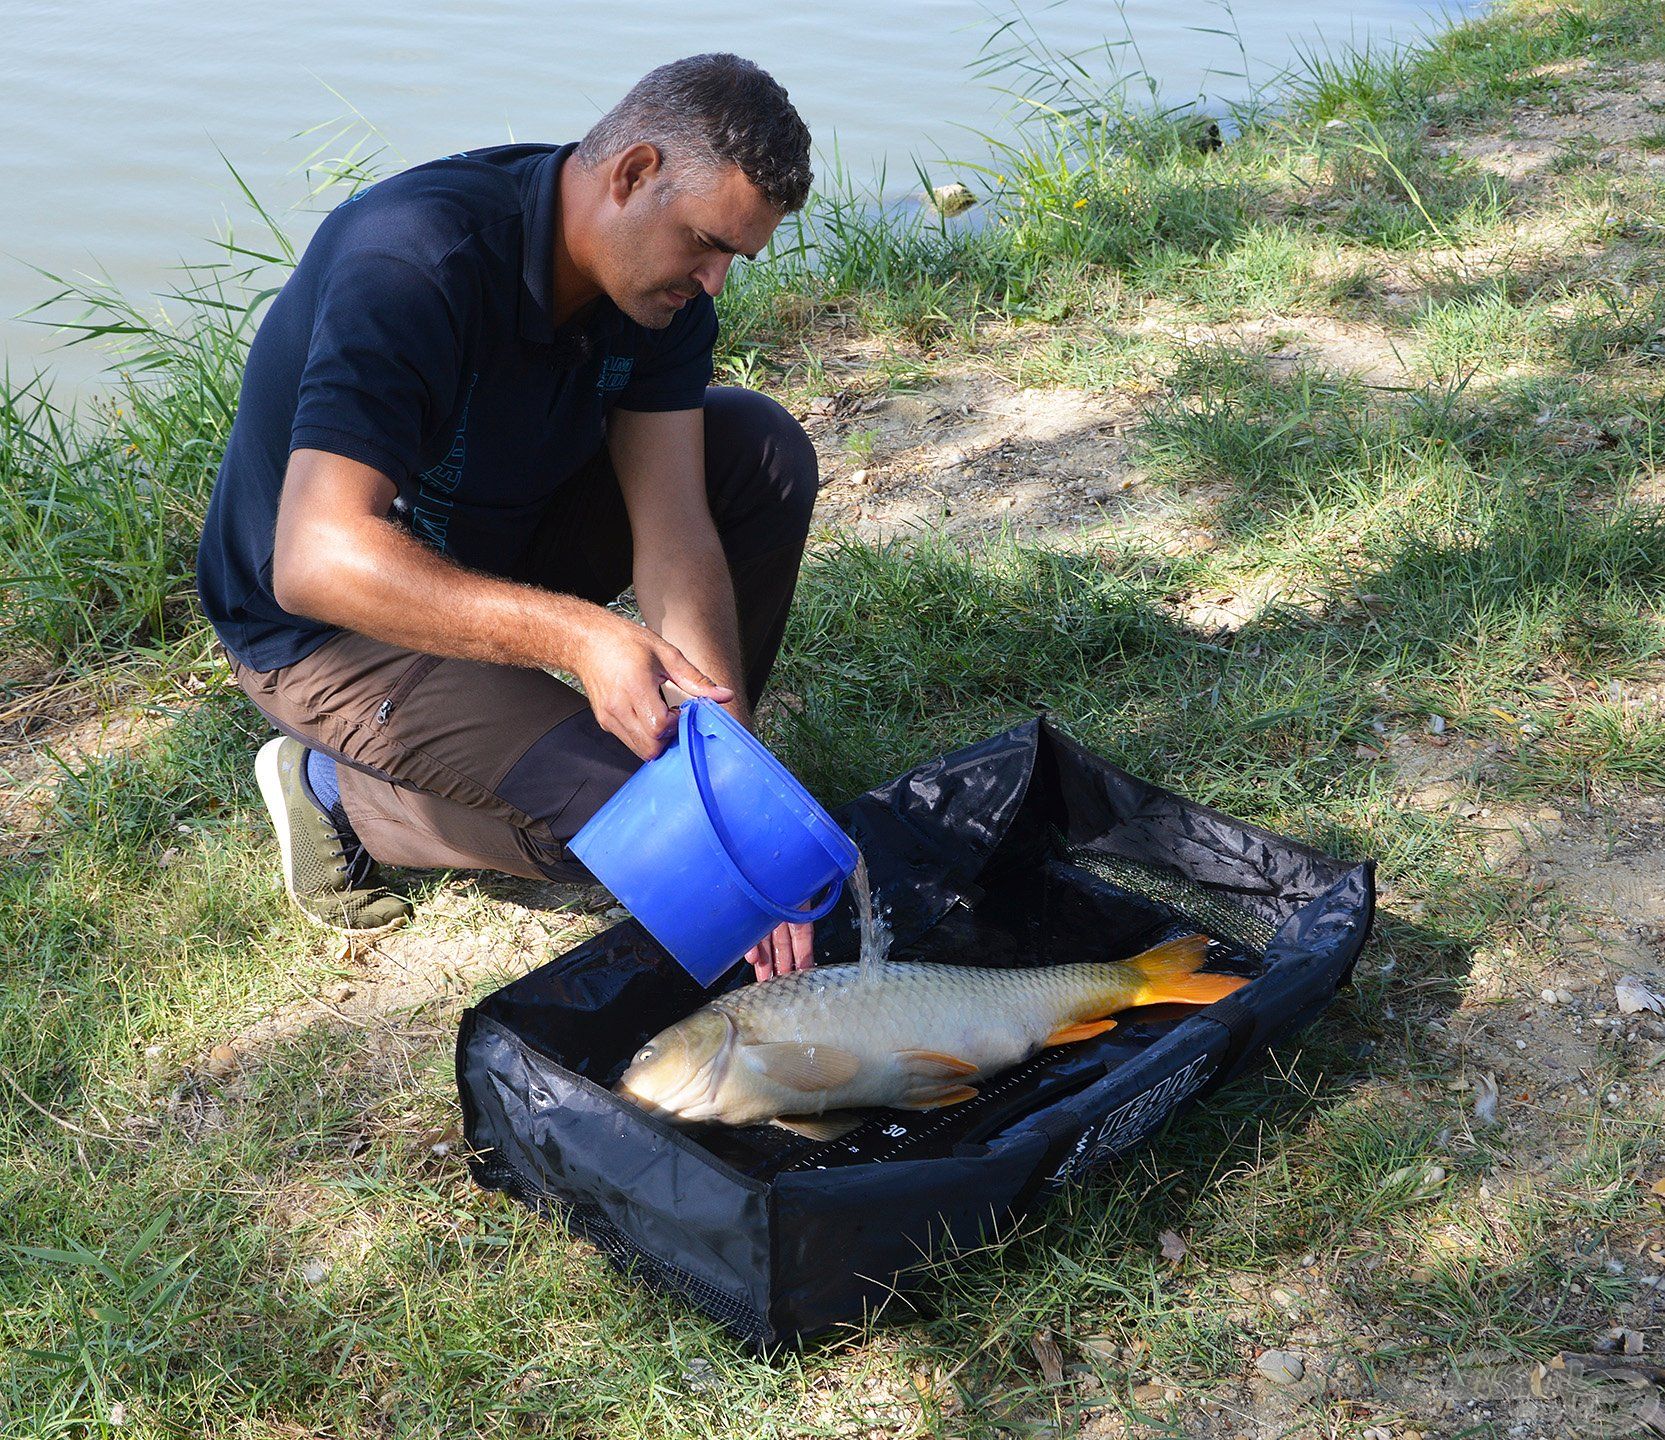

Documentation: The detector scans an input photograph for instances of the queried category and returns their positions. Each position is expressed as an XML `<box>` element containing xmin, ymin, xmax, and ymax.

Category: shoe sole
<box><xmin>255</xmin><ymin>738</ymin><xmax>409</xmax><ymax>940</ymax></box>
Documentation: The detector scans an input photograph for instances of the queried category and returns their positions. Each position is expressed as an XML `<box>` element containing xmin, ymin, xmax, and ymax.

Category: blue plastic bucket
<box><xmin>569</xmin><ymin>698</ymin><xmax>860</xmax><ymax>985</ymax></box>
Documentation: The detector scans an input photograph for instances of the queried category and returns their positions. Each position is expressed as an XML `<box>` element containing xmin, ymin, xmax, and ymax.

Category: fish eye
<box><xmin>635</xmin><ymin>1045</ymin><xmax>657</xmax><ymax>1064</ymax></box>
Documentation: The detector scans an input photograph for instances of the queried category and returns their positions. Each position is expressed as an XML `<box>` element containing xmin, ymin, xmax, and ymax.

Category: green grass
<box><xmin>1413</xmin><ymin>282</ymin><xmax>1554</xmax><ymax>377</ymax></box>
<box><xmin>4</xmin><ymin>0</ymin><xmax>1665</xmax><ymax>1435</ymax></box>
<box><xmin>5</xmin><ymin>670</ymin><xmax>1651</xmax><ymax>1435</ymax></box>
<box><xmin>1</xmin><ymin>212</ymin><xmax>286</xmax><ymax>674</ymax></box>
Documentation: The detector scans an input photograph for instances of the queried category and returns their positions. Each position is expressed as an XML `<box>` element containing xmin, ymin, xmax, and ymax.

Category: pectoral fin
<box><xmin>893</xmin><ymin>1084</ymin><xmax>980</xmax><ymax>1110</ymax></box>
<box><xmin>896</xmin><ymin>1048</ymin><xmax>979</xmax><ymax>1078</ymax></box>
<box><xmin>744</xmin><ymin>1041</ymin><xmax>862</xmax><ymax>1093</ymax></box>
<box><xmin>772</xmin><ymin>1111</ymin><xmax>865</xmax><ymax>1142</ymax></box>
<box><xmin>1044</xmin><ymin>1018</ymin><xmax>1119</xmax><ymax>1047</ymax></box>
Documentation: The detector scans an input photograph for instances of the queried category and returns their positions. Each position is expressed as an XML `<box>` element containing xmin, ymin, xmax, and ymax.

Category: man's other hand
<box><xmin>746</xmin><ymin>921</ymin><xmax>814</xmax><ymax>982</ymax></box>
<box><xmin>575</xmin><ymin>613</ymin><xmax>733</xmax><ymax>760</ymax></box>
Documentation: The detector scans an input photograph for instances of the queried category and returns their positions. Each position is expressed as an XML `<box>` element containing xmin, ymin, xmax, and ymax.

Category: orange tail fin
<box><xmin>1126</xmin><ymin>934</ymin><xmax>1247</xmax><ymax>1007</ymax></box>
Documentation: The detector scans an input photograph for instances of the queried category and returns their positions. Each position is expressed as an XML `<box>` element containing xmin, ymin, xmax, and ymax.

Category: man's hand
<box><xmin>746</xmin><ymin>921</ymin><xmax>814</xmax><ymax>982</ymax></box>
<box><xmin>572</xmin><ymin>610</ymin><xmax>733</xmax><ymax>760</ymax></box>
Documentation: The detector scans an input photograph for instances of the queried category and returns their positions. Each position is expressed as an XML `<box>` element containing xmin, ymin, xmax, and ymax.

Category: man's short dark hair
<box><xmin>576</xmin><ymin>53</ymin><xmax>813</xmax><ymax>213</ymax></box>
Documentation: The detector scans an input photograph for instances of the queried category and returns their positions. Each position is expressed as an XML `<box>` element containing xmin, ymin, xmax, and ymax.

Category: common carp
<box><xmin>614</xmin><ymin>934</ymin><xmax>1246</xmax><ymax>1137</ymax></box>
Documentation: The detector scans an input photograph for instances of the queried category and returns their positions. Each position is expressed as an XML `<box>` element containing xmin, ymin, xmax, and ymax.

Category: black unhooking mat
<box><xmin>456</xmin><ymin>718</ymin><xmax>1374</xmax><ymax>1348</ymax></box>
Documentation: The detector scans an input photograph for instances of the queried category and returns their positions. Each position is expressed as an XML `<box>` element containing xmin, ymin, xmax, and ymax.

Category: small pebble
<box><xmin>681</xmin><ymin>1357</ymin><xmax>717</xmax><ymax>1392</ymax></box>
<box><xmin>1256</xmin><ymin>1349</ymin><xmax>1305</xmax><ymax>1385</ymax></box>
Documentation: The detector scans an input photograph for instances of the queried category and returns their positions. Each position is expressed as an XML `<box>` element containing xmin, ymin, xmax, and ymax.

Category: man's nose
<box><xmin>693</xmin><ymin>253</ymin><xmax>735</xmax><ymax>296</ymax></box>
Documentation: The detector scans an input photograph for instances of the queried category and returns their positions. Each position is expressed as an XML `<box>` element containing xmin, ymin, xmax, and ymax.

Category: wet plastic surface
<box><xmin>458</xmin><ymin>717</ymin><xmax>1374</xmax><ymax>1347</ymax></box>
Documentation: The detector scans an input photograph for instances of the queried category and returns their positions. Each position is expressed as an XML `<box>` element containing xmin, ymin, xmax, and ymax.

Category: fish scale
<box><xmin>711</xmin><ymin>958</ymin><xmax>1146</xmax><ymax>1055</ymax></box>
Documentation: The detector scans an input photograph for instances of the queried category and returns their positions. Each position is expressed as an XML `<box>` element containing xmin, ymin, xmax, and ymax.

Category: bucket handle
<box><xmin>682</xmin><ymin>701</ymin><xmax>845</xmax><ymax>925</ymax></box>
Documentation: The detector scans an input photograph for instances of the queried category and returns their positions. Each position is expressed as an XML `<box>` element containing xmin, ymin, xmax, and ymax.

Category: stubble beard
<box><xmin>621</xmin><ymin>293</ymin><xmax>681</xmax><ymax>330</ymax></box>
<box><xmin>603</xmin><ymin>208</ymin><xmax>686</xmax><ymax>330</ymax></box>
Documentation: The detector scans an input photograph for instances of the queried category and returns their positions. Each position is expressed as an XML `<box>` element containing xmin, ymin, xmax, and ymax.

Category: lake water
<box><xmin>4</xmin><ymin>0</ymin><xmax>1469</xmax><ymax>388</ymax></box>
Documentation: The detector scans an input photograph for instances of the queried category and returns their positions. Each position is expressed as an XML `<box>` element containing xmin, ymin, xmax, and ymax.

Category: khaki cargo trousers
<box><xmin>229</xmin><ymin>387</ymin><xmax>818</xmax><ymax>882</ymax></box>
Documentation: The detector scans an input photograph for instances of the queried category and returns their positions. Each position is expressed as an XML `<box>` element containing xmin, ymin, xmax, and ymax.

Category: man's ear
<box><xmin>607</xmin><ymin>142</ymin><xmax>663</xmax><ymax>205</ymax></box>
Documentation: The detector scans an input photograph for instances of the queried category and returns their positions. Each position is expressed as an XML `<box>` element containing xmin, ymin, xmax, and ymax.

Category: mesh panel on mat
<box><xmin>486</xmin><ymin>1162</ymin><xmax>772</xmax><ymax>1344</ymax></box>
<box><xmin>474</xmin><ymin>1160</ymin><xmax>770</xmax><ymax>1338</ymax></box>
<box><xmin>563</xmin><ymin>1200</ymin><xmax>771</xmax><ymax>1345</ymax></box>
<box><xmin>1065</xmin><ymin>847</ymin><xmax>1277</xmax><ymax>956</ymax></box>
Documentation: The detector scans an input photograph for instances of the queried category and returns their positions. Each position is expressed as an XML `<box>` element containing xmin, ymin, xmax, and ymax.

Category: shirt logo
<box><xmin>411</xmin><ymin>371</ymin><xmax>478</xmax><ymax>552</ymax></box>
<box><xmin>596</xmin><ymin>354</ymin><xmax>633</xmax><ymax>395</ymax></box>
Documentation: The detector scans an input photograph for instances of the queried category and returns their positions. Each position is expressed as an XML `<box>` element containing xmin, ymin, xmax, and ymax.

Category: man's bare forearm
<box><xmin>606</xmin><ymin>407</ymin><xmax>751</xmax><ymax>723</ymax></box>
<box><xmin>277</xmin><ymin>507</ymin><xmax>606</xmax><ymax>672</ymax></box>
<box><xmin>634</xmin><ymin>529</ymin><xmax>750</xmax><ymax>720</ymax></box>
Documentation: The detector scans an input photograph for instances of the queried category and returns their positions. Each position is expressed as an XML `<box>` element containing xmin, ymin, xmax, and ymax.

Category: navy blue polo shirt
<box><xmin>196</xmin><ymin>142</ymin><xmax>718</xmax><ymax>672</ymax></box>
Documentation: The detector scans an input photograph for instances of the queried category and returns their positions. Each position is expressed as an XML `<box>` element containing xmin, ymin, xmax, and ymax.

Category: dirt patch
<box><xmin>1378</xmin><ymin>733</ymin><xmax>1665</xmax><ymax>1112</ymax></box>
<box><xmin>802</xmin><ymin>372</ymin><xmax>1164</xmax><ymax>541</ymax></box>
<box><xmin>0</xmin><ymin>670</ymin><xmax>186</xmax><ymax>856</ymax></box>
<box><xmin>197</xmin><ymin>875</ymin><xmax>613</xmax><ymax>1077</ymax></box>
<box><xmin>1525</xmin><ymin>800</ymin><xmax>1665</xmax><ymax>971</ymax></box>
<box><xmin>1450</xmin><ymin>60</ymin><xmax>1665</xmax><ymax>183</ymax></box>
<box><xmin>1156</xmin><ymin>569</ymin><xmax>1326</xmax><ymax>634</ymax></box>
<box><xmin>1139</xmin><ymin>311</ymin><xmax>1415</xmax><ymax>388</ymax></box>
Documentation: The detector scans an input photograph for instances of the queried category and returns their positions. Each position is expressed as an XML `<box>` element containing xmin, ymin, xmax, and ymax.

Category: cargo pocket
<box><xmin>373</xmin><ymin>654</ymin><xmax>443</xmax><ymax>729</ymax></box>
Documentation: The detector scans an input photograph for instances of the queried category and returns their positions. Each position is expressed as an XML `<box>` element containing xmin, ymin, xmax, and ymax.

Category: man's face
<box><xmin>598</xmin><ymin>157</ymin><xmax>784</xmax><ymax>329</ymax></box>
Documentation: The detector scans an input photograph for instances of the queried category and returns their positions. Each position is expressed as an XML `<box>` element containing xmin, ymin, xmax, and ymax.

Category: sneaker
<box><xmin>254</xmin><ymin>736</ymin><xmax>411</xmax><ymax>936</ymax></box>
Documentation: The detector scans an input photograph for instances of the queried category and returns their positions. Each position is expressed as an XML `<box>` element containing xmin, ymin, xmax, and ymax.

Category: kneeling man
<box><xmin>196</xmin><ymin>54</ymin><xmax>819</xmax><ymax>980</ymax></box>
